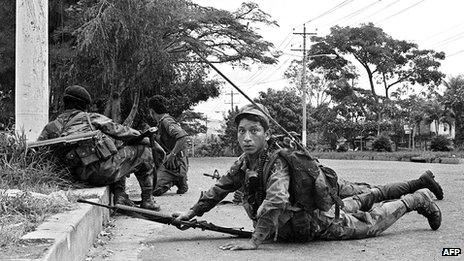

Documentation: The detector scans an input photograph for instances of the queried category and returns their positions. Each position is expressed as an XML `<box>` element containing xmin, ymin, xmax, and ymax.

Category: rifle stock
<box><xmin>77</xmin><ymin>199</ymin><xmax>252</xmax><ymax>238</ymax></box>
<box><xmin>27</xmin><ymin>130</ymin><xmax>101</xmax><ymax>148</ymax></box>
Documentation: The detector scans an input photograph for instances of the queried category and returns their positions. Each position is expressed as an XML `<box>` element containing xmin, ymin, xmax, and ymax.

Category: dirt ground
<box><xmin>87</xmin><ymin>158</ymin><xmax>464</xmax><ymax>261</ymax></box>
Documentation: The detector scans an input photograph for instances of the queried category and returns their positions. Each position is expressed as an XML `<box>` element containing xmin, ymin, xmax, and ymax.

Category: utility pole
<box><xmin>292</xmin><ymin>24</ymin><xmax>316</xmax><ymax>147</ymax></box>
<box><xmin>16</xmin><ymin>0</ymin><xmax>49</xmax><ymax>141</ymax></box>
<box><xmin>225</xmin><ymin>88</ymin><xmax>241</xmax><ymax>112</ymax></box>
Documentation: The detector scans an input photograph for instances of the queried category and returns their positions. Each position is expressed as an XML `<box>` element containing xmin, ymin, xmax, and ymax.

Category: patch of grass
<box><xmin>0</xmin><ymin>192</ymin><xmax>73</xmax><ymax>250</ymax></box>
<box><xmin>0</xmin><ymin>131</ymin><xmax>85</xmax><ymax>251</ymax></box>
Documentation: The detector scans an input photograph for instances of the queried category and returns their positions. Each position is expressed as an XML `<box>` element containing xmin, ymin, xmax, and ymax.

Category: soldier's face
<box><xmin>149</xmin><ymin>109</ymin><xmax>161</xmax><ymax>122</ymax></box>
<box><xmin>237</xmin><ymin>118</ymin><xmax>269</xmax><ymax>156</ymax></box>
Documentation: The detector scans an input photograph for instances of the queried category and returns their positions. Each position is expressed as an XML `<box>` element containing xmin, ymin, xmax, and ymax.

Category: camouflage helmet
<box><xmin>63</xmin><ymin>85</ymin><xmax>92</xmax><ymax>105</ymax></box>
<box><xmin>234</xmin><ymin>103</ymin><xmax>270</xmax><ymax>129</ymax></box>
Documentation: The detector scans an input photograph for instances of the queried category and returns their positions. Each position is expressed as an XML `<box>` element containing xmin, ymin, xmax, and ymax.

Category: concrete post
<box><xmin>15</xmin><ymin>0</ymin><xmax>49</xmax><ymax>141</ymax></box>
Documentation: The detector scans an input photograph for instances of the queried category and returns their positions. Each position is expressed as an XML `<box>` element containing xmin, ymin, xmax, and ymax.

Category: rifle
<box><xmin>203</xmin><ymin>169</ymin><xmax>221</xmax><ymax>180</ymax></box>
<box><xmin>77</xmin><ymin>199</ymin><xmax>252</xmax><ymax>238</ymax></box>
<box><xmin>27</xmin><ymin>130</ymin><xmax>101</xmax><ymax>148</ymax></box>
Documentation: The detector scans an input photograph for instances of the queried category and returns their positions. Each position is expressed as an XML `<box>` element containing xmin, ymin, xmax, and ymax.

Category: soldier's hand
<box><xmin>219</xmin><ymin>241</ymin><xmax>258</xmax><ymax>251</ymax></box>
<box><xmin>172</xmin><ymin>210</ymin><xmax>195</xmax><ymax>221</ymax></box>
<box><xmin>164</xmin><ymin>153</ymin><xmax>177</xmax><ymax>170</ymax></box>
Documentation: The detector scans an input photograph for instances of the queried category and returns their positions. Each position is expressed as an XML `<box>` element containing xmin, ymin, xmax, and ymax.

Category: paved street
<box><xmin>87</xmin><ymin>158</ymin><xmax>464</xmax><ymax>261</ymax></box>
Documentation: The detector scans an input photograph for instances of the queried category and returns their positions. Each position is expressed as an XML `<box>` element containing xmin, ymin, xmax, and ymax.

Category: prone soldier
<box><xmin>174</xmin><ymin>103</ymin><xmax>442</xmax><ymax>250</ymax></box>
<box><xmin>37</xmin><ymin>85</ymin><xmax>162</xmax><ymax>210</ymax></box>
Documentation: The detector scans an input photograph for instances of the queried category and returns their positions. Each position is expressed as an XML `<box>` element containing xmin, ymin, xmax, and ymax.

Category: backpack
<box><xmin>264</xmin><ymin>149</ymin><xmax>344</xmax><ymax>214</ymax></box>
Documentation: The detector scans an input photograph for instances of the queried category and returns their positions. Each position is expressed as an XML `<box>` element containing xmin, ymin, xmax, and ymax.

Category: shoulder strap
<box><xmin>85</xmin><ymin>112</ymin><xmax>95</xmax><ymax>131</ymax></box>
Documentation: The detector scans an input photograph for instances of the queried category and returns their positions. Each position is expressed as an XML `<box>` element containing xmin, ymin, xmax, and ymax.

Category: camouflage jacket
<box><xmin>190</xmin><ymin>149</ymin><xmax>301</xmax><ymax>245</ymax></box>
<box><xmin>156</xmin><ymin>114</ymin><xmax>188</xmax><ymax>154</ymax></box>
<box><xmin>38</xmin><ymin>109</ymin><xmax>141</xmax><ymax>142</ymax></box>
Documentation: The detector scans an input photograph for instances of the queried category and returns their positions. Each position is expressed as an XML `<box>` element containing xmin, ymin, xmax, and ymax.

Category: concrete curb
<box><xmin>20</xmin><ymin>186</ymin><xmax>110</xmax><ymax>261</ymax></box>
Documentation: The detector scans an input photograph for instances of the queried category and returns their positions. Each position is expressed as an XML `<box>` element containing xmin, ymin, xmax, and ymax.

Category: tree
<box><xmin>220</xmin><ymin>106</ymin><xmax>241</xmax><ymax>156</ymax></box>
<box><xmin>442</xmin><ymin>76</ymin><xmax>464</xmax><ymax>147</ymax></box>
<box><xmin>178</xmin><ymin>110</ymin><xmax>207</xmax><ymax>136</ymax></box>
<box><xmin>71</xmin><ymin>0</ymin><xmax>278</xmax><ymax>125</ymax></box>
<box><xmin>255</xmin><ymin>88</ymin><xmax>302</xmax><ymax>134</ymax></box>
<box><xmin>308</xmin><ymin>23</ymin><xmax>445</xmax><ymax>114</ymax></box>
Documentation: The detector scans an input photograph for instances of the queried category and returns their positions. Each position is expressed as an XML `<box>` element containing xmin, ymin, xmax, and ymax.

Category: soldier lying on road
<box><xmin>174</xmin><ymin>103</ymin><xmax>442</xmax><ymax>250</ymax></box>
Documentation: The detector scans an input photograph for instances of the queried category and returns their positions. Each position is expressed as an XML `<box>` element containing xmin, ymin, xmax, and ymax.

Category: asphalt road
<box><xmin>86</xmin><ymin>158</ymin><xmax>464</xmax><ymax>261</ymax></box>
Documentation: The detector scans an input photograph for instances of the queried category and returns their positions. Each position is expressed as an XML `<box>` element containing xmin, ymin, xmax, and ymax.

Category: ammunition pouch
<box><xmin>290</xmin><ymin>211</ymin><xmax>315</xmax><ymax>242</ymax></box>
<box><xmin>65</xmin><ymin>131</ymin><xmax>118</xmax><ymax>167</ymax></box>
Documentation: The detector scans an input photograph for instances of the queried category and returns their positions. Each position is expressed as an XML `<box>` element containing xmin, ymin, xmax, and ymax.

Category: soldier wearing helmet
<box><xmin>37</xmin><ymin>85</ymin><xmax>163</xmax><ymax>210</ymax></box>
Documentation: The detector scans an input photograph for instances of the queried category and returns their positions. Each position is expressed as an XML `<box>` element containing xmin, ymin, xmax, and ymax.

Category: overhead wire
<box><xmin>319</xmin><ymin>0</ymin><xmax>383</xmax><ymax>28</ymax></box>
<box><xmin>375</xmin><ymin>0</ymin><xmax>427</xmax><ymax>24</ymax></box>
<box><xmin>302</xmin><ymin>0</ymin><xmax>355</xmax><ymax>25</ymax></box>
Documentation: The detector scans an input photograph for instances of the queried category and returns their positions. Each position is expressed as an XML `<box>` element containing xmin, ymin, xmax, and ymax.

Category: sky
<box><xmin>191</xmin><ymin>0</ymin><xmax>464</xmax><ymax>121</ymax></box>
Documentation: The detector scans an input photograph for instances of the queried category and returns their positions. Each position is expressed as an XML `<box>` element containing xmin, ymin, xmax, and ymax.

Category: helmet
<box><xmin>63</xmin><ymin>85</ymin><xmax>92</xmax><ymax>105</ymax></box>
<box><xmin>234</xmin><ymin>103</ymin><xmax>270</xmax><ymax>128</ymax></box>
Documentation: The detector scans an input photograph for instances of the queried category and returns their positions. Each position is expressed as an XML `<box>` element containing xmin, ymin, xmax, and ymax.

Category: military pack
<box><xmin>264</xmin><ymin>149</ymin><xmax>344</xmax><ymax>213</ymax></box>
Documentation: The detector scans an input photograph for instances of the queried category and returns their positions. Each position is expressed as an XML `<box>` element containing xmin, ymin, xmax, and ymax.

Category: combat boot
<box><xmin>176</xmin><ymin>177</ymin><xmax>189</xmax><ymax>194</ymax></box>
<box><xmin>136</xmin><ymin>172</ymin><xmax>161</xmax><ymax>211</ymax></box>
<box><xmin>111</xmin><ymin>177</ymin><xmax>135</xmax><ymax>207</ymax></box>
<box><xmin>418</xmin><ymin>170</ymin><xmax>444</xmax><ymax>200</ymax></box>
<box><xmin>401</xmin><ymin>189</ymin><xmax>441</xmax><ymax>230</ymax></box>
<box><xmin>153</xmin><ymin>186</ymin><xmax>170</xmax><ymax>196</ymax></box>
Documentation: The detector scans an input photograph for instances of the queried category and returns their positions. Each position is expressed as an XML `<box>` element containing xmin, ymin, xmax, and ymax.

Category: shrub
<box><xmin>195</xmin><ymin>140</ymin><xmax>225</xmax><ymax>157</ymax></box>
<box><xmin>372</xmin><ymin>135</ymin><xmax>393</xmax><ymax>152</ymax></box>
<box><xmin>430</xmin><ymin>135</ymin><xmax>452</xmax><ymax>151</ymax></box>
<box><xmin>336</xmin><ymin>143</ymin><xmax>348</xmax><ymax>152</ymax></box>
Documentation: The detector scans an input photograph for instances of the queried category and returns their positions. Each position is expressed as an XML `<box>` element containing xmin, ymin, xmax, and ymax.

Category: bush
<box><xmin>372</xmin><ymin>135</ymin><xmax>393</xmax><ymax>152</ymax></box>
<box><xmin>430</xmin><ymin>135</ymin><xmax>452</xmax><ymax>151</ymax></box>
<box><xmin>195</xmin><ymin>140</ymin><xmax>225</xmax><ymax>157</ymax></box>
<box><xmin>336</xmin><ymin>143</ymin><xmax>348</xmax><ymax>152</ymax></box>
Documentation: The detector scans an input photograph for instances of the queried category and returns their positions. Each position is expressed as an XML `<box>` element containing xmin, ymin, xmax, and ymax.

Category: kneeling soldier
<box><xmin>38</xmin><ymin>85</ymin><xmax>162</xmax><ymax>210</ymax></box>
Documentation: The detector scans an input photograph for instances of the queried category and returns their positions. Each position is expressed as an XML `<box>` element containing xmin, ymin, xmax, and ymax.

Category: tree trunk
<box><xmin>110</xmin><ymin>91</ymin><xmax>121</xmax><ymax>123</ymax></box>
<box><xmin>122</xmin><ymin>85</ymin><xmax>140</xmax><ymax>127</ymax></box>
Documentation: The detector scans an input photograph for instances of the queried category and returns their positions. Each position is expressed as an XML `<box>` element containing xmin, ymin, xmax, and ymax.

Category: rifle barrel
<box><xmin>77</xmin><ymin>199</ymin><xmax>252</xmax><ymax>238</ymax></box>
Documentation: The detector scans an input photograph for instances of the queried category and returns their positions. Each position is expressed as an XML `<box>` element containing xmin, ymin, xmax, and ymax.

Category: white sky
<box><xmin>192</xmin><ymin>0</ymin><xmax>464</xmax><ymax>120</ymax></box>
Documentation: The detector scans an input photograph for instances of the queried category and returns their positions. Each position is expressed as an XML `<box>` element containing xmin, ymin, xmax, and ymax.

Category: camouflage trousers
<box><xmin>339</xmin><ymin>178</ymin><xmax>416</xmax><ymax>202</ymax></box>
<box><xmin>153</xmin><ymin>154</ymin><xmax>189</xmax><ymax>195</ymax></box>
<box><xmin>316</xmin><ymin>196</ymin><xmax>407</xmax><ymax>240</ymax></box>
<box><xmin>73</xmin><ymin>144</ymin><xmax>154</xmax><ymax>186</ymax></box>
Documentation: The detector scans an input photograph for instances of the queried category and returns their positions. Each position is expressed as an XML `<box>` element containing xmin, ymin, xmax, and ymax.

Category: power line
<box><xmin>375</xmin><ymin>0</ymin><xmax>427</xmax><ymax>24</ymax></box>
<box><xmin>447</xmin><ymin>49</ymin><xmax>464</xmax><ymax>57</ymax></box>
<box><xmin>246</xmin><ymin>56</ymin><xmax>294</xmax><ymax>90</ymax></box>
<box><xmin>430</xmin><ymin>30</ymin><xmax>464</xmax><ymax>49</ymax></box>
<box><xmin>320</xmin><ymin>0</ymin><xmax>383</xmax><ymax>28</ymax></box>
<box><xmin>303</xmin><ymin>0</ymin><xmax>355</xmax><ymax>25</ymax></box>
<box><xmin>420</xmin><ymin>21</ymin><xmax>464</xmax><ymax>44</ymax></box>
<box><xmin>244</xmin><ymin>33</ymin><xmax>295</xmax><ymax>84</ymax></box>
<box><xmin>357</xmin><ymin>0</ymin><xmax>401</xmax><ymax>24</ymax></box>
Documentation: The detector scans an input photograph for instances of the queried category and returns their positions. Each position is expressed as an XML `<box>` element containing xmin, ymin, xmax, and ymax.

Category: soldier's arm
<box><xmin>90</xmin><ymin>113</ymin><xmax>141</xmax><ymax>140</ymax></box>
<box><xmin>37</xmin><ymin>121</ymin><xmax>62</xmax><ymax>141</ymax></box>
<box><xmin>251</xmin><ymin>157</ymin><xmax>291</xmax><ymax>247</ymax></box>
<box><xmin>189</xmin><ymin>170</ymin><xmax>243</xmax><ymax>217</ymax></box>
<box><xmin>162</xmin><ymin>117</ymin><xmax>189</xmax><ymax>155</ymax></box>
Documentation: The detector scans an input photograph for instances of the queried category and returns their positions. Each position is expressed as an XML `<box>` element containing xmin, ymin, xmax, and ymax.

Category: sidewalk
<box><xmin>18</xmin><ymin>186</ymin><xmax>110</xmax><ymax>261</ymax></box>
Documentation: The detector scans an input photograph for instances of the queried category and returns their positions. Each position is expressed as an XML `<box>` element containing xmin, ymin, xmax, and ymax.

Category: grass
<box><xmin>0</xmin><ymin>131</ymin><xmax>85</xmax><ymax>252</ymax></box>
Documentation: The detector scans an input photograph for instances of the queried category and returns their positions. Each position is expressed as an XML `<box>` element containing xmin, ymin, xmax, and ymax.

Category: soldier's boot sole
<box><xmin>420</xmin><ymin>170</ymin><xmax>444</xmax><ymax>200</ymax></box>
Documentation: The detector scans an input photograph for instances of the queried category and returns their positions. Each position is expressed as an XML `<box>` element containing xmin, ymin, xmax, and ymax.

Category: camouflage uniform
<box><xmin>152</xmin><ymin>114</ymin><xmax>189</xmax><ymax>196</ymax></box>
<box><xmin>189</xmin><ymin>150</ymin><xmax>437</xmax><ymax>246</ymax></box>
<box><xmin>38</xmin><ymin>109</ymin><xmax>155</xmax><ymax>192</ymax></box>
